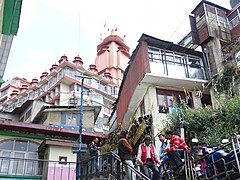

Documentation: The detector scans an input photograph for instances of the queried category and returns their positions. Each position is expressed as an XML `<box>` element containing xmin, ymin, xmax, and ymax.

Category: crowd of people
<box><xmin>194</xmin><ymin>142</ymin><xmax>240</xmax><ymax>179</ymax></box>
<box><xmin>118</xmin><ymin>130</ymin><xmax>190</xmax><ymax>180</ymax></box>
<box><xmin>88</xmin><ymin>131</ymin><xmax>240</xmax><ymax>180</ymax></box>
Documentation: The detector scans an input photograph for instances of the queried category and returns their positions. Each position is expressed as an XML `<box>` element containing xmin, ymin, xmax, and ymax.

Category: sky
<box><xmin>3</xmin><ymin>0</ymin><xmax>231</xmax><ymax>81</ymax></box>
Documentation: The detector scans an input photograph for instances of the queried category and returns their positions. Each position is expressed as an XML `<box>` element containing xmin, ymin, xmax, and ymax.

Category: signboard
<box><xmin>72</xmin><ymin>143</ymin><xmax>88</xmax><ymax>153</ymax></box>
<box><xmin>133</xmin><ymin>122</ymin><xmax>147</xmax><ymax>144</ymax></box>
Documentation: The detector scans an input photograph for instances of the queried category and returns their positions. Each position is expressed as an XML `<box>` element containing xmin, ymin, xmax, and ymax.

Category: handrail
<box><xmin>192</xmin><ymin>134</ymin><xmax>240</xmax><ymax>179</ymax></box>
<box><xmin>232</xmin><ymin>134</ymin><xmax>240</xmax><ymax>175</ymax></box>
<box><xmin>159</xmin><ymin>149</ymin><xmax>195</xmax><ymax>180</ymax></box>
<box><xmin>80</xmin><ymin>151</ymin><xmax>150</xmax><ymax>180</ymax></box>
<box><xmin>193</xmin><ymin>141</ymin><xmax>232</xmax><ymax>163</ymax></box>
<box><xmin>110</xmin><ymin>152</ymin><xmax>150</xmax><ymax>180</ymax></box>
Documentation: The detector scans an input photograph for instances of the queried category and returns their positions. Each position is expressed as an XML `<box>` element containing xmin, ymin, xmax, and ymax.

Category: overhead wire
<box><xmin>166</xmin><ymin>0</ymin><xmax>234</xmax><ymax>82</ymax></box>
<box><xmin>167</xmin><ymin>0</ymin><xmax>225</xmax><ymax>42</ymax></box>
<box><xmin>167</xmin><ymin>0</ymin><xmax>202</xmax><ymax>41</ymax></box>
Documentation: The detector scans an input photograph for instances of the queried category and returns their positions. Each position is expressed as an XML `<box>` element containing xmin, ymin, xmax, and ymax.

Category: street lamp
<box><xmin>191</xmin><ymin>137</ymin><xmax>199</xmax><ymax>158</ymax></box>
<box><xmin>191</xmin><ymin>138</ymin><xmax>199</xmax><ymax>143</ymax></box>
<box><xmin>75</xmin><ymin>75</ymin><xmax>92</xmax><ymax>180</ymax></box>
<box><xmin>178</xmin><ymin>109</ymin><xmax>185</xmax><ymax>140</ymax></box>
<box><xmin>180</xmin><ymin>120</ymin><xmax>185</xmax><ymax>140</ymax></box>
<box><xmin>221</xmin><ymin>138</ymin><xmax>229</xmax><ymax>144</ymax></box>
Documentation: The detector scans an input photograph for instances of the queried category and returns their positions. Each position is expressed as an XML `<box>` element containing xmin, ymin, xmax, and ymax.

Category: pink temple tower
<box><xmin>95</xmin><ymin>29</ymin><xmax>130</xmax><ymax>87</ymax></box>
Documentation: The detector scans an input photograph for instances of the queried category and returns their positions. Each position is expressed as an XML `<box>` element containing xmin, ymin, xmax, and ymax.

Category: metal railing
<box><xmin>80</xmin><ymin>152</ymin><xmax>150</xmax><ymax>180</ymax></box>
<box><xmin>4</xmin><ymin>139</ymin><xmax>239</xmax><ymax>180</ymax></box>
<box><xmin>0</xmin><ymin>156</ymin><xmax>76</xmax><ymax>180</ymax></box>
<box><xmin>160</xmin><ymin>149</ymin><xmax>195</xmax><ymax>180</ymax></box>
<box><xmin>192</xmin><ymin>134</ymin><xmax>240</xmax><ymax>180</ymax></box>
<box><xmin>0</xmin><ymin>152</ymin><xmax>150</xmax><ymax>180</ymax></box>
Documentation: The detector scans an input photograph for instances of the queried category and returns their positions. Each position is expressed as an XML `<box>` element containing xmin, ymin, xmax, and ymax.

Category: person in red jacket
<box><xmin>162</xmin><ymin>130</ymin><xmax>190</xmax><ymax>175</ymax></box>
<box><xmin>136</xmin><ymin>134</ymin><xmax>161</xmax><ymax>180</ymax></box>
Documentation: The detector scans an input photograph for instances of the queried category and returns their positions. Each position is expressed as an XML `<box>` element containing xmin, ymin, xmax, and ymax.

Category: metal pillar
<box><xmin>180</xmin><ymin>120</ymin><xmax>185</xmax><ymax>140</ymax></box>
<box><xmin>75</xmin><ymin>75</ymin><xmax>91</xmax><ymax>180</ymax></box>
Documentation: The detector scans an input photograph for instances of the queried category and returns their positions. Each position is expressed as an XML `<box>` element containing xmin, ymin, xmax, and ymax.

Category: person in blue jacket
<box><xmin>158</xmin><ymin>133</ymin><xmax>170</xmax><ymax>179</ymax></box>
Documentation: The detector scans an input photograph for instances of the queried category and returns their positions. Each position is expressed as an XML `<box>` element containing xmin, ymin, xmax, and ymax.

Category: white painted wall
<box><xmin>59</xmin><ymin>82</ymin><xmax>71</xmax><ymax>106</ymax></box>
<box><xmin>48</xmin><ymin>145</ymin><xmax>76</xmax><ymax>162</ymax></box>
<box><xmin>138</xmin><ymin>86</ymin><xmax>202</xmax><ymax>151</ymax></box>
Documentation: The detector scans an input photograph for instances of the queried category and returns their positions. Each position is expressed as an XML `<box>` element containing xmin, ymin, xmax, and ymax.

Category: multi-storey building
<box><xmin>108</xmin><ymin>34</ymin><xmax>210</xmax><ymax>151</ymax></box>
<box><xmin>179</xmin><ymin>0</ymin><xmax>240</xmax><ymax>76</ymax></box>
<box><xmin>0</xmin><ymin>56</ymin><xmax>119</xmax><ymax>130</ymax></box>
<box><xmin>0</xmin><ymin>32</ymin><xmax>130</xmax><ymax>128</ymax></box>
<box><xmin>230</xmin><ymin>0</ymin><xmax>240</xmax><ymax>8</ymax></box>
<box><xmin>0</xmin><ymin>32</ymin><xmax>130</xmax><ymax>179</ymax></box>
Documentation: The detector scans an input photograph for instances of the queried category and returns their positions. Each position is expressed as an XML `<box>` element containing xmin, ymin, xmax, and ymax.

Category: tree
<box><xmin>166</xmin><ymin>94</ymin><xmax>240</xmax><ymax>146</ymax></box>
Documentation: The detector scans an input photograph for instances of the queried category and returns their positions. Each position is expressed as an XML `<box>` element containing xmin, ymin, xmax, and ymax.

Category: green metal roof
<box><xmin>2</xmin><ymin>0</ymin><xmax>22</xmax><ymax>35</ymax></box>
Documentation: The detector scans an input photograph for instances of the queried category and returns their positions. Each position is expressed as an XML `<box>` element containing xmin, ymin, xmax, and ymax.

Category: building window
<box><xmin>148</xmin><ymin>47</ymin><xmax>206</xmax><ymax>80</ymax></box>
<box><xmin>61</xmin><ymin>113</ymin><xmax>80</xmax><ymax>126</ymax></box>
<box><xmin>99</xmin><ymin>82</ymin><xmax>107</xmax><ymax>92</ymax></box>
<box><xmin>205</xmin><ymin>4</ymin><xmax>229</xmax><ymax>28</ymax></box>
<box><xmin>121</xmin><ymin>70</ymin><xmax>124</xmax><ymax>79</ymax></box>
<box><xmin>59</xmin><ymin>156</ymin><xmax>68</xmax><ymax>164</ymax></box>
<box><xmin>0</xmin><ymin>99</ymin><xmax>7</xmax><ymax>106</ymax></box>
<box><xmin>0</xmin><ymin>140</ymin><xmax>39</xmax><ymax>175</ymax></box>
<box><xmin>228</xmin><ymin>9</ymin><xmax>240</xmax><ymax>29</ymax></box>
<box><xmin>113</xmin><ymin>86</ymin><xmax>119</xmax><ymax>95</ymax></box>
<box><xmin>103</xmin><ymin>98</ymin><xmax>112</xmax><ymax>115</ymax></box>
<box><xmin>19</xmin><ymin>117</ymin><xmax>24</xmax><ymax>122</ymax></box>
<box><xmin>0</xmin><ymin>89</ymin><xmax>8</xmax><ymax>98</ymax></box>
<box><xmin>156</xmin><ymin>89</ymin><xmax>193</xmax><ymax>113</ymax></box>
<box><xmin>25</xmin><ymin>108</ymin><xmax>32</xmax><ymax>121</ymax></box>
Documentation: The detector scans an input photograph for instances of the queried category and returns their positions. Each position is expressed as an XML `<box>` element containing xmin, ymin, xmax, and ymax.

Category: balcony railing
<box><xmin>80</xmin><ymin>152</ymin><xmax>150</xmax><ymax>180</ymax></box>
<box><xmin>0</xmin><ymin>156</ymin><xmax>76</xmax><ymax>180</ymax></box>
<box><xmin>0</xmin><ymin>152</ymin><xmax>150</xmax><ymax>180</ymax></box>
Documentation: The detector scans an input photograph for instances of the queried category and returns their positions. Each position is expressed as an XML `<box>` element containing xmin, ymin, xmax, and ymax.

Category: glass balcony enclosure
<box><xmin>205</xmin><ymin>4</ymin><xmax>229</xmax><ymax>28</ymax></box>
<box><xmin>195</xmin><ymin>4</ymin><xmax>230</xmax><ymax>29</ymax></box>
<box><xmin>148</xmin><ymin>46</ymin><xmax>206</xmax><ymax>80</ymax></box>
<box><xmin>227</xmin><ymin>7</ymin><xmax>240</xmax><ymax>29</ymax></box>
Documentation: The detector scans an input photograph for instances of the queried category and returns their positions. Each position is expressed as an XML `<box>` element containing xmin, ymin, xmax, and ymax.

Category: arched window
<box><xmin>0</xmin><ymin>139</ymin><xmax>39</xmax><ymax>175</ymax></box>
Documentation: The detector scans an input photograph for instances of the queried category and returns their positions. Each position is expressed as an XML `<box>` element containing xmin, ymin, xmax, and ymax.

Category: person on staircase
<box><xmin>137</xmin><ymin>134</ymin><xmax>161</xmax><ymax>180</ymax></box>
<box><xmin>162</xmin><ymin>130</ymin><xmax>190</xmax><ymax>176</ymax></box>
<box><xmin>88</xmin><ymin>137</ymin><xmax>100</xmax><ymax>173</ymax></box>
<box><xmin>118</xmin><ymin>130</ymin><xmax>136</xmax><ymax>180</ymax></box>
<box><xmin>158</xmin><ymin>133</ymin><xmax>170</xmax><ymax>179</ymax></box>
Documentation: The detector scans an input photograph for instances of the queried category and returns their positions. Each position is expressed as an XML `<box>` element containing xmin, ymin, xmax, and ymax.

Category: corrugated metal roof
<box><xmin>138</xmin><ymin>34</ymin><xmax>203</xmax><ymax>57</ymax></box>
<box><xmin>0</xmin><ymin>119</ymin><xmax>108</xmax><ymax>144</ymax></box>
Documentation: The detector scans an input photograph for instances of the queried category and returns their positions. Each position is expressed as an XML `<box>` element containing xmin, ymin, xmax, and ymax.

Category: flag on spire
<box><xmin>100</xmin><ymin>33</ymin><xmax>103</xmax><ymax>43</ymax></box>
